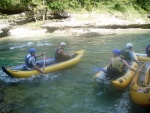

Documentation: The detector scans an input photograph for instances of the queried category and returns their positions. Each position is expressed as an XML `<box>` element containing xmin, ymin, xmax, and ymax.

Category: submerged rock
<box><xmin>0</xmin><ymin>23</ymin><xmax>11</xmax><ymax>38</ymax></box>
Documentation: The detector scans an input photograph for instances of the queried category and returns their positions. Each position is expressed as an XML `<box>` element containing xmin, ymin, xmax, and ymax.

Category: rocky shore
<box><xmin>0</xmin><ymin>13</ymin><xmax>150</xmax><ymax>38</ymax></box>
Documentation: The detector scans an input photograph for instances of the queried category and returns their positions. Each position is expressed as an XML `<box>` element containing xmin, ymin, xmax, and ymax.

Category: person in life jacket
<box><xmin>25</xmin><ymin>48</ymin><xmax>46</xmax><ymax>74</ymax></box>
<box><xmin>55</xmin><ymin>42</ymin><xmax>71</xmax><ymax>62</ymax></box>
<box><xmin>146</xmin><ymin>44</ymin><xmax>150</xmax><ymax>57</ymax></box>
<box><xmin>120</xmin><ymin>43</ymin><xmax>139</xmax><ymax>64</ymax></box>
<box><xmin>107</xmin><ymin>49</ymin><xmax>139</xmax><ymax>79</ymax></box>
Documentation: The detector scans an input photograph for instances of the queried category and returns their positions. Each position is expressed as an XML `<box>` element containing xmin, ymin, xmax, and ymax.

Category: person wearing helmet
<box><xmin>120</xmin><ymin>43</ymin><xmax>139</xmax><ymax>64</ymax></box>
<box><xmin>55</xmin><ymin>42</ymin><xmax>71</xmax><ymax>62</ymax></box>
<box><xmin>146</xmin><ymin>44</ymin><xmax>150</xmax><ymax>57</ymax></box>
<box><xmin>25</xmin><ymin>48</ymin><xmax>46</xmax><ymax>74</ymax></box>
<box><xmin>107</xmin><ymin>49</ymin><xmax>139</xmax><ymax>79</ymax></box>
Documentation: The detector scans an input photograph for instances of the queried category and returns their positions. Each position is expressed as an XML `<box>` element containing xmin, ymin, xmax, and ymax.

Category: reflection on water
<box><xmin>0</xmin><ymin>30</ymin><xmax>150</xmax><ymax>113</ymax></box>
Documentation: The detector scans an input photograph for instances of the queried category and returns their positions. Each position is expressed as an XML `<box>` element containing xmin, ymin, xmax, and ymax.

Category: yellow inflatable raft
<box><xmin>130</xmin><ymin>62</ymin><xmax>150</xmax><ymax>106</ymax></box>
<box><xmin>94</xmin><ymin>62</ymin><xmax>138</xmax><ymax>91</ymax></box>
<box><xmin>136</xmin><ymin>53</ymin><xmax>150</xmax><ymax>62</ymax></box>
<box><xmin>94</xmin><ymin>53</ymin><xmax>138</xmax><ymax>91</ymax></box>
<box><xmin>2</xmin><ymin>50</ymin><xmax>84</xmax><ymax>78</ymax></box>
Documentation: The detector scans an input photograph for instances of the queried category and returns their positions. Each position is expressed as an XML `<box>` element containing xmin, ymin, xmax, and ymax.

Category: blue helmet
<box><xmin>29</xmin><ymin>48</ymin><xmax>36</xmax><ymax>53</ymax></box>
<box><xmin>112</xmin><ymin>49</ymin><xmax>120</xmax><ymax>55</ymax></box>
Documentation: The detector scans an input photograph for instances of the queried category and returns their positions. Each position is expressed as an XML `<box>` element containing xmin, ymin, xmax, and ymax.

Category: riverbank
<box><xmin>0</xmin><ymin>12</ymin><xmax>150</xmax><ymax>38</ymax></box>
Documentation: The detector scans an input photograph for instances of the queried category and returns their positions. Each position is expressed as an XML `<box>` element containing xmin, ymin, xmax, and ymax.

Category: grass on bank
<box><xmin>22</xmin><ymin>21</ymin><xmax>44</xmax><ymax>29</ymax></box>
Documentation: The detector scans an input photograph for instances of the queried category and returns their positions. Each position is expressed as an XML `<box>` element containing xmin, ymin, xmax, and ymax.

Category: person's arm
<box><xmin>36</xmin><ymin>52</ymin><xmax>46</xmax><ymax>57</ymax></box>
<box><xmin>33</xmin><ymin>65</ymin><xmax>44</xmax><ymax>74</ymax></box>
<box><xmin>129</xmin><ymin>51</ymin><xmax>139</xmax><ymax>64</ymax></box>
<box><xmin>123</xmin><ymin>60</ymin><xmax>138</xmax><ymax>72</ymax></box>
<box><xmin>31</xmin><ymin>57</ymin><xmax>44</xmax><ymax>74</ymax></box>
<box><xmin>107</xmin><ymin>58</ymin><xmax>113</xmax><ymax>68</ymax></box>
<box><xmin>58</xmin><ymin>49</ymin><xmax>69</xmax><ymax>57</ymax></box>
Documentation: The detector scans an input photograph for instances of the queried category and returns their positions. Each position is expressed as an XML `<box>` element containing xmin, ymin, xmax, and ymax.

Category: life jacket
<box><xmin>111</xmin><ymin>58</ymin><xmax>124</xmax><ymax>73</ymax></box>
<box><xmin>146</xmin><ymin>45</ymin><xmax>150</xmax><ymax>57</ymax></box>
<box><xmin>25</xmin><ymin>54</ymin><xmax>36</xmax><ymax>68</ymax></box>
<box><xmin>120</xmin><ymin>48</ymin><xmax>130</xmax><ymax>61</ymax></box>
<box><xmin>55</xmin><ymin>48</ymin><xmax>63</xmax><ymax>62</ymax></box>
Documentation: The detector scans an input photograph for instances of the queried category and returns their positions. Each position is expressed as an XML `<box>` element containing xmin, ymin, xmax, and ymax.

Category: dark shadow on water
<box><xmin>129</xmin><ymin>100</ymin><xmax>150</xmax><ymax>113</ymax></box>
<box><xmin>93</xmin><ymin>85</ymin><xmax>124</xmax><ymax>99</ymax></box>
<box><xmin>93</xmin><ymin>86</ymin><xmax>150</xmax><ymax>113</ymax></box>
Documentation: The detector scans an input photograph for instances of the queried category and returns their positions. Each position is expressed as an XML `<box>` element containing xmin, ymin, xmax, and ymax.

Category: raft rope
<box><xmin>130</xmin><ymin>87</ymin><xmax>150</xmax><ymax>93</ymax></box>
<box><xmin>129</xmin><ymin>63</ymin><xmax>147</xmax><ymax>92</ymax></box>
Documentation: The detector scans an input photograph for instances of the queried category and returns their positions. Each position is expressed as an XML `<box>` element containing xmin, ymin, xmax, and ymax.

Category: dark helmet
<box><xmin>112</xmin><ymin>49</ymin><xmax>120</xmax><ymax>55</ymax></box>
<box><xmin>29</xmin><ymin>48</ymin><xmax>36</xmax><ymax>53</ymax></box>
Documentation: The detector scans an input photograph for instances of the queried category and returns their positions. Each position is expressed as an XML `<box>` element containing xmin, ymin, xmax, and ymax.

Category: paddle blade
<box><xmin>94</xmin><ymin>67</ymin><xmax>107</xmax><ymax>72</ymax></box>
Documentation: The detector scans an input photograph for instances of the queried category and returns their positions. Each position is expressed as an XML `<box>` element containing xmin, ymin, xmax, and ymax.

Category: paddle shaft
<box><xmin>94</xmin><ymin>67</ymin><xmax>128</xmax><ymax>72</ymax></box>
<box><xmin>131</xmin><ymin>62</ymin><xmax>147</xmax><ymax>78</ymax></box>
<box><xmin>94</xmin><ymin>67</ymin><xmax>107</xmax><ymax>72</ymax></box>
<box><xmin>43</xmin><ymin>55</ymin><xmax>46</xmax><ymax>71</ymax></box>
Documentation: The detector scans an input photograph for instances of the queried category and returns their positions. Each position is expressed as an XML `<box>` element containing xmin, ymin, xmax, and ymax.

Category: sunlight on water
<box><xmin>8</xmin><ymin>41</ymin><xmax>52</xmax><ymax>50</ymax></box>
<box><xmin>96</xmin><ymin>89</ymin><xmax>106</xmax><ymax>95</ymax></box>
<box><xmin>37</xmin><ymin>41</ymin><xmax>52</xmax><ymax>46</ymax></box>
<box><xmin>0</xmin><ymin>69</ymin><xmax>60</xmax><ymax>84</ymax></box>
<box><xmin>9</xmin><ymin>42</ymin><xmax>33</xmax><ymax>49</ymax></box>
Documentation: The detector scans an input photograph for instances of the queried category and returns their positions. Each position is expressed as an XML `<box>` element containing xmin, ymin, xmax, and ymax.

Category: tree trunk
<box><xmin>42</xmin><ymin>0</ymin><xmax>45</xmax><ymax>21</ymax></box>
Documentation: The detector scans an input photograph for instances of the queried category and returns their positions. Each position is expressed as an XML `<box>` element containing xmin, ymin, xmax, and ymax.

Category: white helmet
<box><xmin>126</xmin><ymin>43</ymin><xmax>133</xmax><ymax>48</ymax></box>
<box><xmin>60</xmin><ymin>42</ymin><xmax>66</xmax><ymax>46</ymax></box>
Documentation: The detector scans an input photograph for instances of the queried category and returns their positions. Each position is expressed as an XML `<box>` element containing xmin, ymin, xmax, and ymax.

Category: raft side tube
<box><xmin>1</xmin><ymin>66</ymin><xmax>14</xmax><ymax>78</ymax></box>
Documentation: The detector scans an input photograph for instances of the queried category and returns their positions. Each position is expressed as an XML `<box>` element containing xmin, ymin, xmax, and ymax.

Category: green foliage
<box><xmin>68</xmin><ymin>0</ymin><xmax>81</xmax><ymax>10</ymax></box>
<box><xmin>141</xmin><ymin>1</ymin><xmax>150</xmax><ymax>11</ymax></box>
<box><xmin>113</xmin><ymin>3</ymin><xmax>126</xmax><ymax>12</ymax></box>
<box><xmin>0</xmin><ymin>0</ymin><xmax>150</xmax><ymax>13</ymax></box>
<box><xmin>0</xmin><ymin>0</ymin><xmax>27</xmax><ymax>10</ymax></box>
<box><xmin>0</xmin><ymin>0</ymin><xmax>13</xmax><ymax>9</ymax></box>
<box><xmin>48</xmin><ymin>1</ymin><xmax>67</xmax><ymax>11</ymax></box>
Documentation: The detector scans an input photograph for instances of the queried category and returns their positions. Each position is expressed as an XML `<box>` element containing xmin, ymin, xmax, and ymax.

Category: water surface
<box><xmin>0</xmin><ymin>30</ymin><xmax>150</xmax><ymax>113</ymax></box>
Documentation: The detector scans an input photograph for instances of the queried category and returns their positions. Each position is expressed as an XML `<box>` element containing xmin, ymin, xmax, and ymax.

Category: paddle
<box><xmin>138</xmin><ymin>62</ymin><xmax>147</xmax><ymax>72</ymax></box>
<box><xmin>94</xmin><ymin>66</ymin><xmax>131</xmax><ymax>74</ymax></box>
<box><xmin>95</xmin><ymin>61</ymin><xmax>145</xmax><ymax>71</ymax></box>
<box><xmin>130</xmin><ymin>62</ymin><xmax>147</xmax><ymax>87</ymax></box>
<box><xmin>94</xmin><ymin>67</ymin><xmax>107</xmax><ymax>72</ymax></box>
<box><xmin>43</xmin><ymin>55</ymin><xmax>46</xmax><ymax>71</ymax></box>
<box><xmin>133</xmin><ymin>62</ymin><xmax>147</xmax><ymax>77</ymax></box>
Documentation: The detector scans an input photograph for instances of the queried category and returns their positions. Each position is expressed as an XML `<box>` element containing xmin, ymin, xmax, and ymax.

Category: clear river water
<box><xmin>0</xmin><ymin>29</ymin><xmax>150</xmax><ymax>113</ymax></box>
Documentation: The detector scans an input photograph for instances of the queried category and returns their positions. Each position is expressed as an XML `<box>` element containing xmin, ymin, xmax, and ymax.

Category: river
<box><xmin>0</xmin><ymin>29</ymin><xmax>150</xmax><ymax>113</ymax></box>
